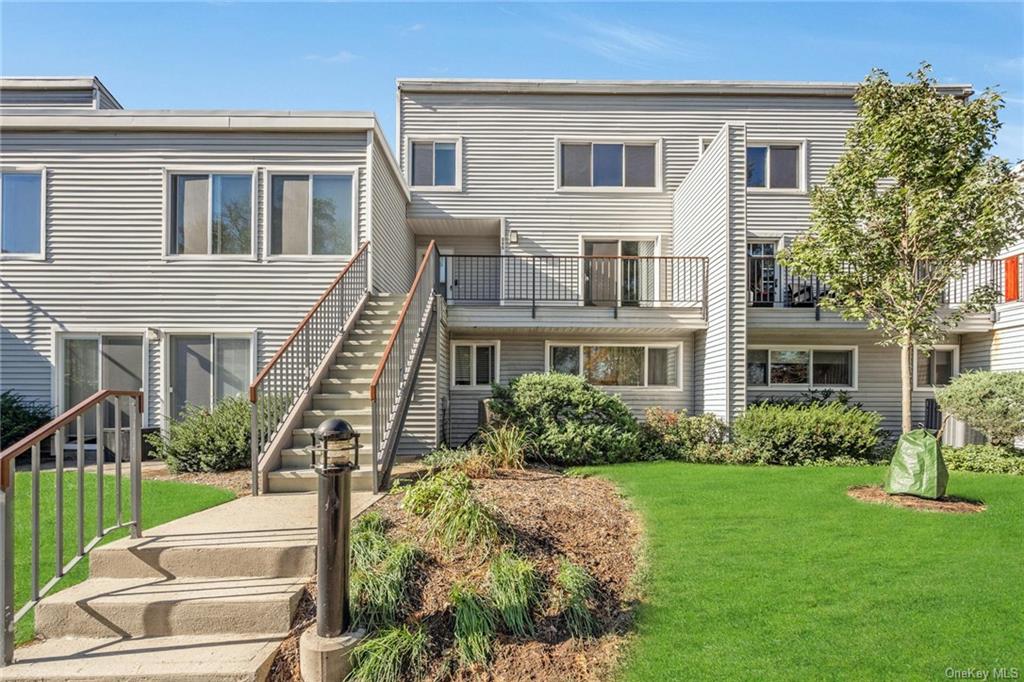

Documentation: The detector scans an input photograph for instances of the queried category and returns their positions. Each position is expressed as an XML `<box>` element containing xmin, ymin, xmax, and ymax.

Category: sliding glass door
<box><xmin>583</xmin><ymin>239</ymin><xmax>656</xmax><ymax>307</ymax></box>
<box><xmin>168</xmin><ymin>334</ymin><xmax>251</xmax><ymax>418</ymax></box>
<box><xmin>60</xmin><ymin>334</ymin><xmax>144</xmax><ymax>442</ymax></box>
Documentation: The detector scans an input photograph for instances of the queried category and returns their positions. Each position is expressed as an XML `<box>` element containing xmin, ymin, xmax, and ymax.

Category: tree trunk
<box><xmin>900</xmin><ymin>335</ymin><xmax>913</xmax><ymax>433</ymax></box>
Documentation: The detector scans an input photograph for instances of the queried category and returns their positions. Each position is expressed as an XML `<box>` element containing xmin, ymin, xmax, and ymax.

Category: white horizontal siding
<box><xmin>398</xmin><ymin>309</ymin><xmax>439</xmax><ymax>456</ymax></box>
<box><xmin>369</xmin><ymin>131</ymin><xmax>414</xmax><ymax>293</ymax></box>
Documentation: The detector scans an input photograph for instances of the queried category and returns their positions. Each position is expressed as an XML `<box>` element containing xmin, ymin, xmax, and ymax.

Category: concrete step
<box><xmin>266</xmin><ymin>467</ymin><xmax>376</xmax><ymax>494</ymax></box>
<box><xmin>1</xmin><ymin>633</ymin><xmax>284</xmax><ymax>681</ymax></box>
<box><xmin>347</xmin><ymin>328</ymin><xmax>392</xmax><ymax>339</ymax></box>
<box><xmin>312</xmin><ymin>393</ymin><xmax>371</xmax><ymax>411</ymax></box>
<box><xmin>290</xmin><ymin>425</ymin><xmax>370</xmax><ymax>448</ymax></box>
<box><xmin>337</xmin><ymin>337</ymin><xmax>387</xmax><ymax>349</ymax></box>
<box><xmin>319</xmin><ymin>377</ymin><xmax>372</xmax><ymax>393</ymax></box>
<box><xmin>335</xmin><ymin>349</ymin><xmax>383</xmax><ymax>361</ymax></box>
<box><xmin>302</xmin><ymin>407</ymin><xmax>371</xmax><ymax>429</ymax></box>
<box><xmin>328</xmin><ymin>367</ymin><xmax>376</xmax><ymax>381</ymax></box>
<box><xmin>279</xmin><ymin>440</ymin><xmax>372</xmax><ymax>468</ymax></box>
<box><xmin>35</xmin><ymin>576</ymin><xmax>306</xmax><ymax>639</ymax></box>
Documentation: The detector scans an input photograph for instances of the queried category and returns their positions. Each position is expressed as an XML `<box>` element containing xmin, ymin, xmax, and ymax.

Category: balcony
<box><xmin>439</xmin><ymin>254</ymin><xmax>708</xmax><ymax>332</ymax></box>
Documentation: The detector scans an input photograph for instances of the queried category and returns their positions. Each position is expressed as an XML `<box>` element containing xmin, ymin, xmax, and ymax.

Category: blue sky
<box><xmin>2</xmin><ymin>2</ymin><xmax>1022</xmax><ymax>159</ymax></box>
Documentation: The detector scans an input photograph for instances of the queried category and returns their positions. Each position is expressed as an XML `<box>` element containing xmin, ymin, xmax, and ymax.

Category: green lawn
<box><xmin>585</xmin><ymin>463</ymin><xmax>1023</xmax><ymax>680</ymax></box>
<box><xmin>11</xmin><ymin>471</ymin><xmax>235</xmax><ymax>644</ymax></box>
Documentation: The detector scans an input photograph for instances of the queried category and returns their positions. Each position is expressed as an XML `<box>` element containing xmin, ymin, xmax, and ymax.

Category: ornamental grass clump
<box><xmin>488</xmin><ymin>550</ymin><xmax>542</xmax><ymax>637</ymax></box>
<box><xmin>347</xmin><ymin>624</ymin><xmax>428</xmax><ymax>682</ymax></box>
<box><xmin>555</xmin><ymin>559</ymin><xmax>599</xmax><ymax>640</ymax></box>
<box><xmin>450</xmin><ymin>581</ymin><xmax>497</xmax><ymax>665</ymax></box>
<box><xmin>423</xmin><ymin>446</ymin><xmax>495</xmax><ymax>478</ymax></box>
<box><xmin>479</xmin><ymin>425</ymin><xmax>528</xmax><ymax>469</ymax></box>
<box><xmin>427</xmin><ymin>480</ymin><xmax>502</xmax><ymax>552</ymax></box>
<box><xmin>349</xmin><ymin>512</ymin><xmax>422</xmax><ymax>630</ymax></box>
<box><xmin>400</xmin><ymin>470</ymin><xmax>471</xmax><ymax>517</ymax></box>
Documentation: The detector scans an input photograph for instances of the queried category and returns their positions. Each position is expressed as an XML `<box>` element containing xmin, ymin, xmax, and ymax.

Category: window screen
<box><xmin>769</xmin><ymin>145</ymin><xmax>800</xmax><ymax>189</ymax></box>
<box><xmin>173</xmin><ymin>175</ymin><xmax>209</xmax><ymax>255</ymax></box>
<box><xmin>311</xmin><ymin>175</ymin><xmax>352</xmax><ymax>255</ymax></box>
<box><xmin>550</xmin><ymin>346</ymin><xmax>580</xmax><ymax>375</ymax></box>
<box><xmin>434</xmin><ymin>142</ymin><xmax>456</xmax><ymax>186</ymax></box>
<box><xmin>475</xmin><ymin>345</ymin><xmax>495</xmax><ymax>385</ymax></box>
<box><xmin>812</xmin><ymin>350</ymin><xmax>852</xmax><ymax>386</ymax></box>
<box><xmin>412</xmin><ymin>142</ymin><xmax>434</xmax><ymax>186</ymax></box>
<box><xmin>454</xmin><ymin>346</ymin><xmax>472</xmax><ymax>386</ymax></box>
<box><xmin>647</xmin><ymin>347</ymin><xmax>678</xmax><ymax>386</ymax></box>
<box><xmin>1</xmin><ymin>172</ymin><xmax>42</xmax><ymax>255</ymax></box>
<box><xmin>560</xmin><ymin>144</ymin><xmax>591</xmax><ymax>187</ymax></box>
<box><xmin>271</xmin><ymin>175</ymin><xmax>310</xmax><ymax>255</ymax></box>
<box><xmin>215</xmin><ymin>337</ymin><xmax>250</xmax><ymax>401</ymax></box>
<box><xmin>271</xmin><ymin>174</ymin><xmax>352</xmax><ymax>255</ymax></box>
<box><xmin>625</xmin><ymin>145</ymin><xmax>656</xmax><ymax>187</ymax></box>
<box><xmin>592</xmin><ymin>144</ymin><xmax>623</xmax><ymax>187</ymax></box>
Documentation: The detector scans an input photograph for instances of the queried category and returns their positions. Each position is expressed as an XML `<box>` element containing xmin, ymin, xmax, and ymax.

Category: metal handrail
<box><xmin>248</xmin><ymin>242</ymin><xmax>370</xmax><ymax>495</ymax></box>
<box><xmin>370</xmin><ymin>241</ymin><xmax>438</xmax><ymax>490</ymax></box>
<box><xmin>439</xmin><ymin>254</ymin><xmax>709</xmax><ymax>318</ymax></box>
<box><xmin>1</xmin><ymin>389</ymin><xmax>143</xmax><ymax>665</ymax></box>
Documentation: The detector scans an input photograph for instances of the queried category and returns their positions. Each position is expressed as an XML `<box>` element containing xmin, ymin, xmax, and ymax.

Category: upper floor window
<box><xmin>169</xmin><ymin>173</ymin><xmax>253</xmax><ymax>256</ymax></box>
<box><xmin>558</xmin><ymin>141</ymin><xmax>659</xmax><ymax>190</ymax></box>
<box><xmin>411</xmin><ymin>140</ymin><xmax>458</xmax><ymax>188</ymax></box>
<box><xmin>1</xmin><ymin>170</ymin><xmax>43</xmax><ymax>257</ymax></box>
<box><xmin>746</xmin><ymin>143</ymin><xmax>803</xmax><ymax>190</ymax></box>
<box><xmin>270</xmin><ymin>173</ymin><xmax>354</xmax><ymax>256</ymax></box>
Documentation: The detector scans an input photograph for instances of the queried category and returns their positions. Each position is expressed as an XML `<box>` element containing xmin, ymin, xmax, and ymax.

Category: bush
<box><xmin>400</xmin><ymin>470</ymin><xmax>471</xmax><ymax>517</ymax></box>
<box><xmin>400</xmin><ymin>471</ymin><xmax>502</xmax><ymax>551</ymax></box>
<box><xmin>490</xmin><ymin>373</ymin><xmax>642</xmax><ymax>465</ymax></box>
<box><xmin>942</xmin><ymin>445</ymin><xmax>1024</xmax><ymax>475</ymax></box>
<box><xmin>488</xmin><ymin>550</ymin><xmax>541</xmax><ymax>637</ymax></box>
<box><xmin>689</xmin><ymin>442</ymin><xmax>760</xmax><ymax>465</ymax></box>
<box><xmin>936</xmin><ymin>371</ymin><xmax>1024</xmax><ymax>447</ymax></box>
<box><xmin>451</xmin><ymin>581</ymin><xmax>497</xmax><ymax>665</ymax></box>
<box><xmin>732</xmin><ymin>402</ymin><xmax>883</xmax><ymax>465</ymax></box>
<box><xmin>145</xmin><ymin>396</ymin><xmax>250</xmax><ymax>472</ymax></box>
<box><xmin>0</xmin><ymin>390</ymin><xmax>52</xmax><ymax>449</ymax></box>
<box><xmin>348</xmin><ymin>624</ymin><xmax>428</xmax><ymax>682</ymax></box>
<box><xmin>555</xmin><ymin>559</ymin><xmax>598</xmax><ymax>640</ymax></box>
<box><xmin>641</xmin><ymin>408</ymin><xmax>727</xmax><ymax>460</ymax></box>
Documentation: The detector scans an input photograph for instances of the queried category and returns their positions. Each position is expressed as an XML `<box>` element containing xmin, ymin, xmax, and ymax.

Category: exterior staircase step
<box><xmin>34</xmin><ymin>576</ymin><xmax>306</xmax><ymax>639</ymax></box>
<box><xmin>0</xmin><ymin>633</ymin><xmax>284</xmax><ymax>682</ymax></box>
<box><xmin>266</xmin><ymin>467</ymin><xmax>376</xmax><ymax>494</ymax></box>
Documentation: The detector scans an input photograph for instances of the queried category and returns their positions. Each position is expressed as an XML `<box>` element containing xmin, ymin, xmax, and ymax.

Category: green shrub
<box><xmin>490</xmin><ymin>373</ymin><xmax>642</xmax><ymax>465</ymax></box>
<box><xmin>0</xmin><ymin>390</ymin><xmax>51</xmax><ymax>449</ymax></box>
<box><xmin>145</xmin><ymin>396</ymin><xmax>250</xmax><ymax>472</ymax></box>
<box><xmin>427</xmin><ymin>482</ymin><xmax>502</xmax><ymax>552</ymax></box>
<box><xmin>347</xmin><ymin>624</ymin><xmax>428</xmax><ymax>682</ymax></box>
<box><xmin>451</xmin><ymin>581</ymin><xmax>497</xmax><ymax>665</ymax></box>
<box><xmin>942</xmin><ymin>444</ymin><xmax>1024</xmax><ymax>475</ymax></box>
<box><xmin>488</xmin><ymin>550</ymin><xmax>541</xmax><ymax>637</ymax></box>
<box><xmin>555</xmin><ymin>559</ymin><xmax>599</xmax><ymax>640</ymax></box>
<box><xmin>641</xmin><ymin>408</ymin><xmax>727</xmax><ymax>460</ymax></box>
<box><xmin>936</xmin><ymin>371</ymin><xmax>1024</xmax><ymax>447</ymax></box>
<box><xmin>400</xmin><ymin>470</ymin><xmax>471</xmax><ymax>517</ymax></box>
<box><xmin>732</xmin><ymin>402</ymin><xmax>883</xmax><ymax>465</ymax></box>
<box><xmin>423</xmin><ymin>446</ymin><xmax>495</xmax><ymax>478</ymax></box>
<box><xmin>689</xmin><ymin>442</ymin><xmax>760</xmax><ymax>465</ymax></box>
<box><xmin>479</xmin><ymin>425</ymin><xmax>527</xmax><ymax>469</ymax></box>
<box><xmin>350</xmin><ymin>512</ymin><xmax>421</xmax><ymax>630</ymax></box>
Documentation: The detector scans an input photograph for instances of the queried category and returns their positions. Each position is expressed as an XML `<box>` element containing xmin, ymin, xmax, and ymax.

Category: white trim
<box><xmin>912</xmin><ymin>345</ymin><xmax>960</xmax><ymax>392</ymax></box>
<box><xmin>0</xmin><ymin>166</ymin><xmax>47</xmax><ymax>261</ymax></box>
<box><xmin>405</xmin><ymin>136</ymin><xmax>463</xmax><ymax>191</ymax></box>
<box><xmin>745</xmin><ymin>139</ymin><xmax>808</xmax><ymax>193</ymax></box>
<box><xmin>162</xmin><ymin>330</ymin><xmax>256</xmax><ymax>429</ymax></box>
<box><xmin>554</xmin><ymin>137</ymin><xmax>664</xmax><ymax>193</ymax></box>
<box><xmin>746</xmin><ymin>344</ymin><xmax>859</xmax><ymax>391</ymax></box>
<box><xmin>263</xmin><ymin>167</ymin><xmax>360</xmax><ymax>261</ymax></box>
<box><xmin>697</xmin><ymin>137</ymin><xmax>715</xmax><ymax>158</ymax></box>
<box><xmin>53</xmin><ymin>329</ymin><xmax>150</xmax><ymax>427</ymax></box>
<box><xmin>543</xmin><ymin>340</ymin><xmax>684</xmax><ymax>390</ymax></box>
<box><xmin>163</xmin><ymin>169</ymin><xmax>259</xmax><ymax>260</ymax></box>
<box><xmin>449</xmin><ymin>340</ymin><xmax>501</xmax><ymax>388</ymax></box>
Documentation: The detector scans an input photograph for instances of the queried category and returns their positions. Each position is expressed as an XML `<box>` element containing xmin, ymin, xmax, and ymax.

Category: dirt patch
<box><xmin>847</xmin><ymin>485</ymin><xmax>986</xmax><ymax>513</ymax></box>
<box><xmin>141</xmin><ymin>463</ymin><xmax>251</xmax><ymax>496</ymax></box>
<box><xmin>270</xmin><ymin>467</ymin><xmax>643</xmax><ymax>681</ymax></box>
<box><xmin>268</xmin><ymin>580</ymin><xmax>316</xmax><ymax>682</ymax></box>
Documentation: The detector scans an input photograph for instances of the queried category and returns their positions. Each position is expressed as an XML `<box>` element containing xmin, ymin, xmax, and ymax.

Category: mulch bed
<box><xmin>847</xmin><ymin>485</ymin><xmax>986</xmax><ymax>513</ymax></box>
<box><xmin>270</xmin><ymin>467</ymin><xmax>643</xmax><ymax>681</ymax></box>
<box><xmin>141</xmin><ymin>464</ymin><xmax>251</xmax><ymax>496</ymax></box>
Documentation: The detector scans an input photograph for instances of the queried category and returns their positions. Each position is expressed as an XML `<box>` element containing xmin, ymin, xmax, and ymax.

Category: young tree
<box><xmin>781</xmin><ymin>65</ymin><xmax>1023</xmax><ymax>433</ymax></box>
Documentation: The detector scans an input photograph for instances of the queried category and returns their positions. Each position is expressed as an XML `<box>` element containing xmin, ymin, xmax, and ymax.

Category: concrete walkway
<box><xmin>1</xmin><ymin>490</ymin><xmax>378</xmax><ymax>681</ymax></box>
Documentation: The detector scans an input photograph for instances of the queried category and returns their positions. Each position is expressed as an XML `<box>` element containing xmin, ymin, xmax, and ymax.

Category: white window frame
<box><xmin>554</xmin><ymin>137</ymin><xmax>663</xmax><ymax>193</ymax></box>
<box><xmin>163</xmin><ymin>168</ymin><xmax>258</xmax><ymax>260</ymax></box>
<box><xmin>544</xmin><ymin>341</ymin><xmax>684</xmax><ymax>390</ymax></box>
<box><xmin>577</xmin><ymin>234</ymin><xmax>663</xmax><ymax>307</ymax></box>
<box><xmin>0</xmin><ymin>166</ymin><xmax>47</xmax><ymax>261</ymax></box>
<box><xmin>697</xmin><ymin>137</ymin><xmax>716</xmax><ymax>158</ymax></box>
<box><xmin>405</xmin><ymin>137</ymin><xmax>463</xmax><ymax>192</ymax></box>
<box><xmin>52</xmin><ymin>328</ymin><xmax>151</xmax><ymax>433</ymax></box>
<box><xmin>912</xmin><ymin>345</ymin><xmax>960</xmax><ymax>392</ymax></box>
<box><xmin>263</xmin><ymin>167</ymin><xmax>360</xmax><ymax>261</ymax></box>
<box><xmin>746</xmin><ymin>345</ymin><xmax>859</xmax><ymax>391</ymax></box>
<box><xmin>450</xmin><ymin>340</ymin><xmax>501</xmax><ymax>389</ymax></box>
<box><xmin>162</xmin><ymin>329</ymin><xmax>257</xmax><ymax>427</ymax></box>
<box><xmin>745</xmin><ymin>139</ymin><xmax>808</xmax><ymax>194</ymax></box>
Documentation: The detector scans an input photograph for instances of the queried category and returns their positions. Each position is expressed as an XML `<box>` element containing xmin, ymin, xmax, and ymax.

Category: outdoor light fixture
<box><xmin>309</xmin><ymin>417</ymin><xmax>360</xmax><ymax>472</ymax></box>
<box><xmin>507</xmin><ymin>229</ymin><xmax>519</xmax><ymax>245</ymax></box>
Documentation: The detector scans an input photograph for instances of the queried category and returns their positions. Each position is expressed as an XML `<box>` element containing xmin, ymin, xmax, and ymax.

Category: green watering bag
<box><xmin>885</xmin><ymin>429</ymin><xmax>948</xmax><ymax>499</ymax></box>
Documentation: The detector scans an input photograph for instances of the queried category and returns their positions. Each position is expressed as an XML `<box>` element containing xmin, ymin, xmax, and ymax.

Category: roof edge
<box><xmin>0</xmin><ymin>109</ymin><xmax>382</xmax><ymax>132</ymax></box>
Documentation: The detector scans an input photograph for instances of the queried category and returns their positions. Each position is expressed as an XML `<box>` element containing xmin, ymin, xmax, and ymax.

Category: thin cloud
<box><xmin>304</xmin><ymin>50</ymin><xmax>358</xmax><ymax>64</ymax></box>
<box><xmin>548</xmin><ymin>13</ymin><xmax>705</xmax><ymax>66</ymax></box>
<box><xmin>402</xmin><ymin>23</ymin><xmax>425</xmax><ymax>35</ymax></box>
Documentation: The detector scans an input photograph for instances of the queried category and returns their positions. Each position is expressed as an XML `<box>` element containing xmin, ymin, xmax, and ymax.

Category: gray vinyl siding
<box><xmin>397</xmin><ymin>307</ymin><xmax>439</xmax><ymax>456</ymax></box>
<box><xmin>369</xmin><ymin>132</ymin><xmax>414</xmax><ymax>293</ymax></box>
<box><xmin>0</xmin><ymin>129</ymin><xmax>377</xmax><ymax>424</ymax></box>
<box><xmin>0</xmin><ymin>88</ymin><xmax>96</xmax><ymax>109</ymax></box>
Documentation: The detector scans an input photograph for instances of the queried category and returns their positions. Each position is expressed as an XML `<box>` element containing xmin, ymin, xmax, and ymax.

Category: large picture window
<box><xmin>558</xmin><ymin>141</ymin><xmax>659</xmax><ymax>189</ymax></box>
<box><xmin>451</xmin><ymin>341</ymin><xmax>499</xmax><ymax>387</ymax></box>
<box><xmin>746</xmin><ymin>346</ymin><xmax>856</xmax><ymax>389</ymax></box>
<box><xmin>169</xmin><ymin>334</ymin><xmax>251</xmax><ymax>417</ymax></box>
<box><xmin>1</xmin><ymin>170</ymin><xmax>43</xmax><ymax>256</ymax></box>
<box><xmin>169</xmin><ymin>173</ymin><xmax>253</xmax><ymax>255</ymax></box>
<box><xmin>547</xmin><ymin>343</ymin><xmax>680</xmax><ymax>388</ymax></box>
<box><xmin>269</xmin><ymin>173</ymin><xmax>354</xmax><ymax>256</ymax></box>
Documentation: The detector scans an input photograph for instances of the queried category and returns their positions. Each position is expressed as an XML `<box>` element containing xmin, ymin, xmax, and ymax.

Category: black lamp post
<box><xmin>307</xmin><ymin>417</ymin><xmax>360</xmax><ymax>637</ymax></box>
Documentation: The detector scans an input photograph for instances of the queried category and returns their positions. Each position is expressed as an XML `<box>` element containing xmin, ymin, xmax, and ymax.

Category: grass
<box><xmin>488</xmin><ymin>550</ymin><xmax>541</xmax><ymax>637</ymax></box>
<box><xmin>582</xmin><ymin>462</ymin><xmax>1024</xmax><ymax>680</ymax></box>
<box><xmin>451</xmin><ymin>581</ymin><xmax>497</xmax><ymax>665</ymax></box>
<box><xmin>11</xmin><ymin>470</ymin><xmax>235</xmax><ymax>644</ymax></box>
<box><xmin>401</xmin><ymin>470</ymin><xmax>502</xmax><ymax>552</ymax></box>
<box><xmin>350</xmin><ymin>513</ymin><xmax>421</xmax><ymax>630</ymax></box>
<box><xmin>348</xmin><ymin>624</ymin><xmax>428</xmax><ymax>682</ymax></box>
<box><xmin>555</xmin><ymin>558</ymin><xmax>598</xmax><ymax>639</ymax></box>
<box><xmin>479</xmin><ymin>426</ymin><xmax>527</xmax><ymax>470</ymax></box>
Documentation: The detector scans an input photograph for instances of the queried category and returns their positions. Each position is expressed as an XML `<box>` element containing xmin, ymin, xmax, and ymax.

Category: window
<box><xmin>746</xmin><ymin>144</ymin><xmax>802</xmax><ymax>190</ymax></box>
<box><xmin>270</xmin><ymin>173</ymin><xmax>354</xmax><ymax>256</ymax></box>
<box><xmin>558</xmin><ymin>141</ymin><xmax>658</xmax><ymax>189</ymax></box>
<box><xmin>915</xmin><ymin>347</ymin><xmax>958</xmax><ymax>389</ymax></box>
<box><xmin>169</xmin><ymin>334</ymin><xmax>251</xmax><ymax>417</ymax></box>
<box><xmin>548</xmin><ymin>343</ymin><xmax>680</xmax><ymax>388</ymax></box>
<box><xmin>452</xmin><ymin>342</ymin><xmax>499</xmax><ymax>387</ymax></box>
<box><xmin>582</xmin><ymin>238</ymin><xmax>657</xmax><ymax>307</ymax></box>
<box><xmin>60</xmin><ymin>334</ymin><xmax>144</xmax><ymax>442</ymax></box>
<box><xmin>169</xmin><ymin>173</ymin><xmax>253</xmax><ymax>255</ymax></box>
<box><xmin>747</xmin><ymin>242</ymin><xmax>778</xmax><ymax>306</ymax></box>
<box><xmin>410</xmin><ymin>140</ymin><xmax>458</xmax><ymax>188</ymax></box>
<box><xmin>746</xmin><ymin>346</ymin><xmax>856</xmax><ymax>389</ymax></box>
<box><xmin>1</xmin><ymin>170</ymin><xmax>43</xmax><ymax>256</ymax></box>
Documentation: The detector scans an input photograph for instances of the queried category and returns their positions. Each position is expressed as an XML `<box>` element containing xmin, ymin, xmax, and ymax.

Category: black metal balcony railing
<box><xmin>748</xmin><ymin>259</ymin><xmax>1005</xmax><ymax>309</ymax></box>
<box><xmin>439</xmin><ymin>255</ymin><xmax>709</xmax><ymax>319</ymax></box>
